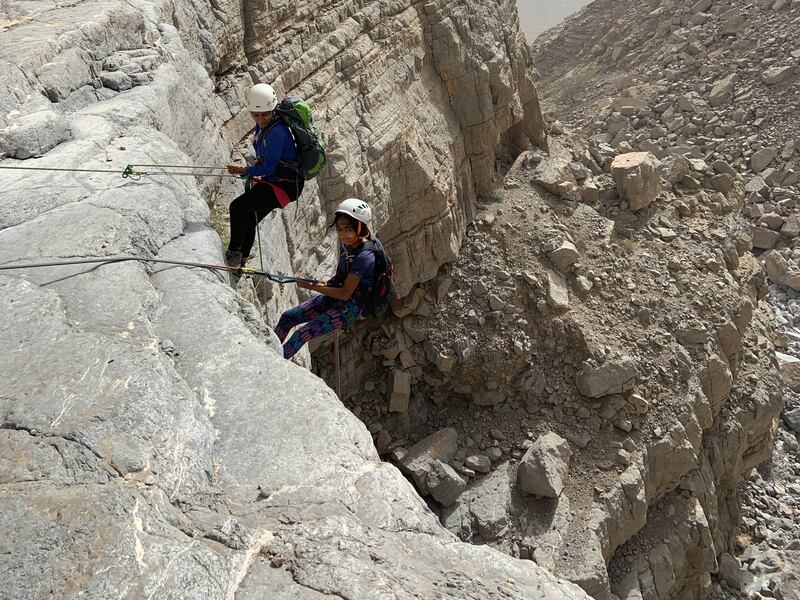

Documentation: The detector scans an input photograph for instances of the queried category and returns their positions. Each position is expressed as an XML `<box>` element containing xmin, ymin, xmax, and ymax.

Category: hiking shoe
<box><xmin>224</xmin><ymin>249</ymin><xmax>243</xmax><ymax>267</ymax></box>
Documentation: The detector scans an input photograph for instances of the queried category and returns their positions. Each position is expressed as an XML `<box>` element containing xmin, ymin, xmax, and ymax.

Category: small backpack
<box><xmin>274</xmin><ymin>97</ymin><xmax>326</xmax><ymax>179</ymax></box>
<box><xmin>353</xmin><ymin>236</ymin><xmax>395</xmax><ymax>318</ymax></box>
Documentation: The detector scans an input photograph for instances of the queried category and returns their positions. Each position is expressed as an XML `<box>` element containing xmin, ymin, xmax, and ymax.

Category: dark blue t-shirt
<box><xmin>331</xmin><ymin>244</ymin><xmax>375</xmax><ymax>294</ymax></box>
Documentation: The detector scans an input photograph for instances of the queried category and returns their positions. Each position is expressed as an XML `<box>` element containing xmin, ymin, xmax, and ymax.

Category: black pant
<box><xmin>228</xmin><ymin>179</ymin><xmax>303</xmax><ymax>258</ymax></box>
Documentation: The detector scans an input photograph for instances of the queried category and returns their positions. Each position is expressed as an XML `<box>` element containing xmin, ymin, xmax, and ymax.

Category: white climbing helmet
<box><xmin>335</xmin><ymin>198</ymin><xmax>372</xmax><ymax>227</ymax></box>
<box><xmin>247</xmin><ymin>83</ymin><xmax>278</xmax><ymax>112</ymax></box>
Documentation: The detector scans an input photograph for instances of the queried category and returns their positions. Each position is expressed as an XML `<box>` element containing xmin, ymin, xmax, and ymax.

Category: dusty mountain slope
<box><xmin>321</xmin><ymin>133</ymin><xmax>783</xmax><ymax>598</ymax></box>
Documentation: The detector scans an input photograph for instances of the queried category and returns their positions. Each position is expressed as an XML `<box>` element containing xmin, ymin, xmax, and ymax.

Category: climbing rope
<box><xmin>125</xmin><ymin>163</ymin><xmax>228</xmax><ymax>170</ymax></box>
<box><xmin>0</xmin><ymin>163</ymin><xmax>242</xmax><ymax>181</ymax></box>
<box><xmin>0</xmin><ymin>256</ymin><xmax>319</xmax><ymax>285</ymax></box>
<box><xmin>0</xmin><ymin>165</ymin><xmax>129</xmax><ymax>175</ymax></box>
<box><xmin>122</xmin><ymin>164</ymin><xmax>243</xmax><ymax>180</ymax></box>
<box><xmin>334</xmin><ymin>329</ymin><xmax>342</xmax><ymax>398</ymax></box>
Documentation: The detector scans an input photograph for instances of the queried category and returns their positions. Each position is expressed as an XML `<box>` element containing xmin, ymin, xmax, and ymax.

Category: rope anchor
<box><xmin>121</xmin><ymin>164</ymin><xmax>143</xmax><ymax>180</ymax></box>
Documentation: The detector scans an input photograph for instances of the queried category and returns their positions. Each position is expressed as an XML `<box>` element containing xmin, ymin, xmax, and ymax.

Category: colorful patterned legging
<box><xmin>275</xmin><ymin>294</ymin><xmax>361</xmax><ymax>359</ymax></box>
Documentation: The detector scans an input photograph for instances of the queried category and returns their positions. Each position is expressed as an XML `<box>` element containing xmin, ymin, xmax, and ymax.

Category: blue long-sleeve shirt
<box><xmin>245</xmin><ymin>120</ymin><xmax>299</xmax><ymax>182</ymax></box>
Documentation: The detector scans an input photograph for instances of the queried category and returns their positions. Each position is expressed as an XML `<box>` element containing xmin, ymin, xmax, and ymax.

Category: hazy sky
<box><xmin>516</xmin><ymin>0</ymin><xmax>591</xmax><ymax>39</ymax></box>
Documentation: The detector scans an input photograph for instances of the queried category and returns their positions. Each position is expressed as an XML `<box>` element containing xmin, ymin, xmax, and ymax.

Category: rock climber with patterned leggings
<box><xmin>275</xmin><ymin>198</ymin><xmax>376</xmax><ymax>359</ymax></box>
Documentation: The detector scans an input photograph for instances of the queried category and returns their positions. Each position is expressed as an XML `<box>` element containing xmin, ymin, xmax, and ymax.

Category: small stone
<box><xmin>574</xmin><ymin>275</ymin><xmax>593</xmax><ymax>297</ymax></box>
<box><xmin>708</xmin><ymin>73</ymin><xmax>735</xmax><ymax>107</ymax></box>
<box><xmin>473</xmin><ymin>390</ymin><xmax>505</xmax><ymax>406</ymax></box>
<box><xmin>761</xmin><ymin>65</ymin><xmax>795</xmax><ymax>85</ymax></box>
<box><xmin>548</xmin><ymin>240</ymin><xmax>581</xmax><ymax>273</ymax></box>
<box><xmin>270</xmin><ymin>555</ymin><xmax>285</xmax><ymax>568</ymax></box>
<box><xmin>486</xmin><ymin>447</ymin><xmax>503</xmax><ymax>462</ymax></box>
<box><xmin>465</xmin><ymin>455</ymin><xmax>491</xmax><ymax>473</ymax></box>
<box><xmin>614</xmin><ymin>419</ymin><xmax>633</xmax><ymax>433</ymax></box>
<box><xmin>489</xmin><ymin>429</ymin><xmax>506</xmax><ymax>441</ymax></box>
<box><xmin>472</xmin><ymin>280</ymin><xmax>489</xmax><ymax>297</ymax></box>
<box><xmin>488</xmin><ymin>294</ymin><xmax>505</xmax><ymax>311</ymax></box>
<box><xmin>751</xmin><ymin>148</ymin><xmax>778</xmax><ymax>173</ymax></box>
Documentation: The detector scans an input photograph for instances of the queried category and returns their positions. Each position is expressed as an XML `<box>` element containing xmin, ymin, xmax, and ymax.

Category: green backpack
<box><xmin>274</xmin><ymin>97</ymin><xmax>326</xmax><ymax>180</ymax></box>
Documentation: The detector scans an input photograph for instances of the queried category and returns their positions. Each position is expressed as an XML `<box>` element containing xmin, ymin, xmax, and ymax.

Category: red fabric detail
<box><xmin>268</xmin><ymin>182</ymin><xmax>291</xmax><ymax>208</ymax></box>
<box><xmin>254</xmin><ymin>178</ymin><xmax>292</xmax><ymax>208</ymax></box>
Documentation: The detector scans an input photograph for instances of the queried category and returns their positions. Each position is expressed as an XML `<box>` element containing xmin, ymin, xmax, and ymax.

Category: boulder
<box><xmin>611</xmin><ymin>152</ymin><xmax>662</xmax><ymax>211</ymax></box>
<box><xmin>751</xmin><ymin>147</ymin><xmax>777</xmax><ymax>172</ymax></box>
<box><xmin>758</xmin><ymin>212</ymin><xmax>785</xmax><ymax>230</ymax></box>
<box><xmin>581</xmin><ymin>180</ymin><xmax>599</xmax><ymax>203</ymax></box>
<box><xmin>761</xmin><ymin>65</ymin><xmax>795</xmax><ymax>85</ymax></box>
<box><xmin>426</xmin><ymin>460</ymin><xmax>467</xmax><ymax>506</ymax></box>
<box><xmin>531</xmin><ymin>140</ymin><xmax>579</xmax><ymax>196</ymax></box>
<box><xmin>403</xmin><ymin>316</ymin><xmax>428</xmax><ymax>343</ymax></box>
<box><xmin>399</xmin><ymin>428</ymin><xmax>459</xmax><ymax>494</ymax></box>
<box><xmin>546</xmin><ymin>269</ymin><xmax>570</xmax><ymax>311</ymax></box>
<box><xmin>473</xmin><ymin>390</ymin><xmax>506</xmax><ymax>406</ymax></box>
<box><xmin>708</xmin><ymin>74</ymin><xmax>735</xmax><ymax>106</ymax></box>
<box><xmin>611</xmin><ymin>97</ymin><xmax>648</xmax><ymax>113</ymax></box>
<box><xmin>575</xmin><ymin>356</ymin><xmax>638</xmax><ymax>398</ymax></box>
<box><xmin>751</xmin><ymin>226</ymin><xmax>781</xmax><ymax>249</ymax></box>
<box><xmin>465</xmin><ymin>455</ymin><xmax>491</xmax><ymax>473</ymax></box>
<box><xmin>784</xmin><ymin>407</ymin><xmax>800</xmax><ymax>434</ymax></box>
<box><xmin>389</xmin><ymin>370</ymin><xmax>412</xmax><ymax>413</ymax></box>
<box><xmin>691</xmin><ymin>0</ymin><xmax>712</xmax><ymax>11</ymax></box>
<box><xmin>442</xmin><ymin>463</ymin><xmax>513</xmax><ymax>541</ymax></box>
<box><xmin>99</xmin><ymin>70</ymin><xmax>133</xmax><ymax>91</ymax></box>
<box><xmin>763</xmin><ymin>251</ymin><xmax>800</xmax><ymax>290</ymax></box>
<box><xmin>718</xmin><ymin>552</ymin><xmax>743</xmax><ymax>590</ymax></box>
<box><xmin>548</xmin><ymin>240</ymin><xmax>580</xmax><ymax>273</ymax></box>
<box><xmin>517</xmin><ymin>432</ymin><xmax>572</xmax><ymax>497</ymax></box>
<box><xmin>661</xmin><ymin>154</ymin><xmax>692</xmax><ymax>184</ymax></box>
<box><xmin>717</xmin><ymin>320</ymin><xmax>743</xmax><ymax>357</ymax></box>
<box><xmin>779</xmin><ymin>360</ymin><xmax>800</xmax><ymax>393</ymax></box>
<box><xmin>0</xmin><ymin>107</ymin><xmax>72</xmax><ymax>159</ymax></box>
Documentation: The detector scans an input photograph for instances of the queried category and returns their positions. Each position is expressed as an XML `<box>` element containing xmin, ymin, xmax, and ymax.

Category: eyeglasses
<box><xmin>250</xmin><ymin>112</ymin><xmax>271</xmax><ymax>118</ymax></box>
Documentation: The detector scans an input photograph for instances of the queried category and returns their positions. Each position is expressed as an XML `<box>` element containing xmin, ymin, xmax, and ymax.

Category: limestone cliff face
<box><xmin>0</xmin><ymin>1</ymin><xmax>575</xmax><ymax>598</ymax></box>
<box><xmin>225</xmin><ymin>0</ymin><xmax>547</xmax><ymax>297</ymax></box>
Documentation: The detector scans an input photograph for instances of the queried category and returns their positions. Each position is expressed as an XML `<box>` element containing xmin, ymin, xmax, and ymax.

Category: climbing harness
<box><xmin>0</xmin><ymin>256</ymin><xmax>319</xmax><ymax>286</ymax></box>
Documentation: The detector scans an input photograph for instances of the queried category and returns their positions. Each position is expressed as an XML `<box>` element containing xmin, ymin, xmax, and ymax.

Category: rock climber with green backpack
<box><xmin>275</xmin><ymin>199</ymin><xmax>394</xmax><ymax>359</ymax></box>
<box><xmin>225</xmin><ymin>82</ymin><xmax>325</xmax><ymax>268</ymax></box>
